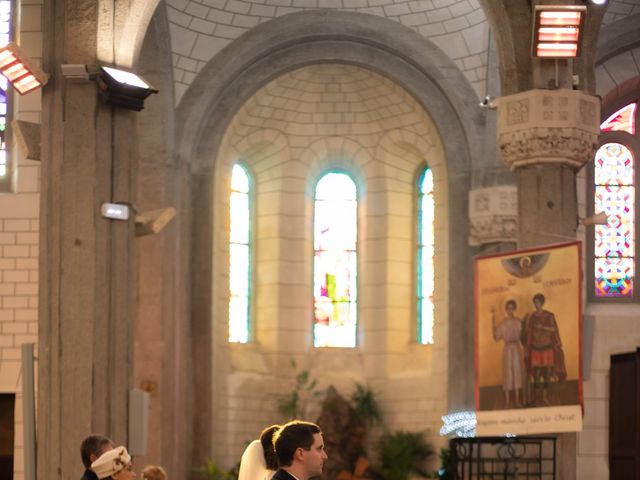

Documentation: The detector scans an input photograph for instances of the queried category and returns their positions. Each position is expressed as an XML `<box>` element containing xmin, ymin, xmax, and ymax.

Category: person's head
<box><xmin>91</xmin><ymin>446</ymin><xmax>135</xmax><ymax>480</ymax></box>
<box><xmin>505</xmin><ymin>299</ymin><xmax>517</xmax><ymax>314</ymax></box>
<box><xmin>533</xmin><ymin>293</ymin><xmax>545</xmax><ymax>309</ymax></box>
<box><xmin>141</xmin><ymin>465</ymin><xmax>166</xmax><ymax>480</ymax></box>
<box><xmin>274</xmin><ymin>421</ymin><xmax>327</xmax><ymax>480</ymax></box>
<box><xmin>260</xmin><ymin>424</ymin><xmax>281</xmax><ymax>471</ymax></box>
<box><xmin>81</xmin><ymin>434</ymin><xmax>115</xmax><ymax>469</ymax></box>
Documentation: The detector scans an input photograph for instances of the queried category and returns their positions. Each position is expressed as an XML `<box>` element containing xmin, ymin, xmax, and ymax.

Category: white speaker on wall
<box><xmin>582</xmin><ymin>314</ymin><xmax>595</xmax><ymax>382</ymax></box>
<box><xmin>128</xmin><ymin>389</ymin><xmax>150</xmax><ymax>456</ymax></box>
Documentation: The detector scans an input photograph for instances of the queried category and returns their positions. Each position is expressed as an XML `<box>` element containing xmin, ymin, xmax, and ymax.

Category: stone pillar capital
<box><xmin>468</xmin><ymin>186</ymin><xmax>518</xmax><ymax>246</ymax></box>
<box><xmin>497</xmin><ymin>89</ymin><xmax>600</xmax><ymax>170</ymax></box>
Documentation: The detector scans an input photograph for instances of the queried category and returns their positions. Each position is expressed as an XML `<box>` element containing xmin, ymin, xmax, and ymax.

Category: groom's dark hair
<box><xmin>273</xmin><ymin>420</ymin><xmax>321</xmax><ymax>466</ymax></box>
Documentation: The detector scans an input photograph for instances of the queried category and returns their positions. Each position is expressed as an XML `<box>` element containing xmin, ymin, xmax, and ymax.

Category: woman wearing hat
<box><xmin>91</xmin><ymin>446</ymin><xmax>136</xmax><ymax>480</ymax></box>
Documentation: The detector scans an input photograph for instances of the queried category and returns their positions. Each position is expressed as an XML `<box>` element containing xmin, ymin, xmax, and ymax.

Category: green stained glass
<box><xmin>229</xmin><ymin>164</ymin><xmax>251</xmax><ymax>343</ymax></box>
<box><xmin>418</xmin><ymin>168</ymin><xmax>434</xmax><ymax>344</ymax></box>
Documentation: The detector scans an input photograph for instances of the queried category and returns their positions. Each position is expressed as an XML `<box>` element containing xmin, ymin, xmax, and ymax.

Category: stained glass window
<box><xmin>0</xmin><ymin>0</ymin><xmax>11</xmax><ymax>188</ymax></box>
<box><xmin>417</xmin><ymin>168</ymin><xmax>435</xmax><ymax>344</ymax></box>
<box><xmin>594</xmin><ymin>143</ymin><xmax>635</xmax><ymax>297</ymax></box>
<box><xmin>313</xmin><ymin>172</ymin><xmax>357</xmax><ymax>348</ymax></box>
<box><xmin>229</xmin><ymin>164</ymin><xmax>252</xmax><ymax>342</ymax></box>
<box><xmin>600</xmin><ymin>103</ymin><xmax>636</xmax><ymax>135</ymax></box>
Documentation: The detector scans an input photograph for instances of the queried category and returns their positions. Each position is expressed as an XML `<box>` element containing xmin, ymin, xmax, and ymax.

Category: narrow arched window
<box><xmin>0</xmin><ymin>0</ymin><xmax>13</xmax><ymax>192</ymax></box>
<box><xmin>313</xmin><ymin>171</ymin><xmax>357</xmax><ymax>348</ymax></box>
<box><xmin>229</xmin><ymin>164</ymin><xmax>252</xmax><ymax>342</ymax></box>
<box><xmin>592</xmin><ymin>101</ymin><xmax>638</xmax><ymax>299</ymax></box>
<box><xmin>417</xmin><ymin>167</ymin><xmax>435</xmax><ymax>344</ymax></box>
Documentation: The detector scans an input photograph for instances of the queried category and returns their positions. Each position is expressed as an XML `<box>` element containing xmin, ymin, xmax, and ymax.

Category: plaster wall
<box><xmin>0</xmin><ymin>1</ymin><xmax>42</xmax><ymax>479</ymax></box>
<box><xmin>165</xmin><ymin>0</ymin><xmax>490</xmax><ymax>104</ymax></box>
<box><xmin>211</xmin><ymin>64</ymin><xmax>450</xmax><ymax>467</ymax></box>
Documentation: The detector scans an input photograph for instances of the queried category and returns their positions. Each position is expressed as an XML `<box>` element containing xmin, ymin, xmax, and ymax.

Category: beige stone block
<box><xmin>583</xmin><ymin>399</ymin><xmax>607</xmax><ymax>428</ymax></box>
<box><xmin>3</xmin><ymin>322</ymin><xmax>28</xmax><ymax>334</ymax></box>
<box><xmin>3</xmin><ymin>219</ymin><xmax>32</xmax><ymax>231</ymax></box>
<box><xmin>0</xmin><ymin>283</ymin><xmax>14</xmax><ymax>295</ymax></box>
<box><xmin>16</xmin><ymin>232</ymin><xmax>39</xmax><ymax>245</ymax></box>
<box><xmin>3</xmin><ymin>270</ymin><xmax>29</xmax><ymax>282</ymax></box>
<box><xmin>0</xmin><ymin>309</ymin><xmax>14</xmax><ymax>321</ymax></box>
<box><xmin>0</xmin><ymin>232</ymin><xmax>16</xmax><ymax>244</ymax></box>
<box><xmin>575</xmin><ymin>455</ymin><xmax>608</xmax><ymax>479</ymax></box>
<box><xmin>18</xmin><ymin>31</ymin><xmax>43</xmax><ymax>58</ymax></box>
<box><xmin>3</xmin><ymin>296</ymin><xmax>28</xmax><ymax>308</ymax></box>
<box><xmin>15</xmin><ymin>284</ymin><xmax>37</xmax><ymax>296</ymax></box>
<box><xmin>20</xmin><ymin>5</ymin><xmax>42</xmax><ymax>31</ymax></box>
<box><xmin>0</xmin><ymin>358</ymin><xmax>19</xmax><ymax>387</ymax></box>
<box><xmin>15</xmin><ymin>166</ymin><xmax>39</xmax><ymax>193</ymax></box>
<box><xmin>15</xmin><ymin>88</ymin><xmax>42</xmax><ymax>113</ymax></box>
<box><xmin>577</xmin><ymin>427</ymin><xmax>608</xmax><ymax>455</ymax></box>
<box><xmin>3</xmin><ymin>245</ymin><xmax>30</xmax><ymax>257</ymax></box>
<box><xmin>0</xmin><ymin>258</ymin><xmax>15</xmax><ymax>269</ymax></box>
<box><xmin>15</xmin><ymin>258</ymin><xmax>37</xmax><ymax>270</ymax></box>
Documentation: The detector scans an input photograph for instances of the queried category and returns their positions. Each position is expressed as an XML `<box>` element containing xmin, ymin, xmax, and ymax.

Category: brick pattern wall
<box><xmin>0</xmin><ymin>1</ymin><xmax>43</xmax><ymax>479</ymax></box>
<box><xmin>166</xmin><ymin>0</ymin><xmax>489</xmax><ymax>103</ymax></box>
<box><xmin>212</xmin><ymin>64</ymin><xmax>449</xmax><ymax>467</ymax></box>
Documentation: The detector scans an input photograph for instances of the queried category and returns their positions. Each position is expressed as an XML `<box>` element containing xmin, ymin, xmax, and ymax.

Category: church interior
<box><xmin>1</xmin><ymin>0</ymin><xmax>640</xmax><ymax>478</ymax></box>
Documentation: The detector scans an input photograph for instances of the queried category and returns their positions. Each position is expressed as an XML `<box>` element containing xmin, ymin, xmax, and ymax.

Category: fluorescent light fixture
<box><xmin>533</xmin><ymin>5</ymin><xmax>586</xmax><ymax>58</ymax></box>
<box><xmin>97</xmin><ymin>66</ymin><xmax>158</xmax><ymax>111</ymax></box>
<box><xmin>101</xmin><ymin>202</ymin><xmax>130</xmax><ymax>221</ymax></box>
<box><xmin>0</xmin><ymin>42</ymin><xmax>48</xmax><ymax>95</ymax></box>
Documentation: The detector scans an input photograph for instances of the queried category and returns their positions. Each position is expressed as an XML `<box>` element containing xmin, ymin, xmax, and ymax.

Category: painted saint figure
<box><xmin>491</xmin><ymin>299</ymin><xmax>525</xmax><ymax>408</ymax></box>
<box><xmin>521</xmin><ymin>293</ymin><xmax>567</xmax><ymax>406</ymax></box>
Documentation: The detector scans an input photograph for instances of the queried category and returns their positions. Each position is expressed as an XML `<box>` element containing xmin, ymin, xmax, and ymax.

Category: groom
<box><xmin>272</xmin><ymin>421</ymin><xmax>328</xmax><ymax>480</ymax></box>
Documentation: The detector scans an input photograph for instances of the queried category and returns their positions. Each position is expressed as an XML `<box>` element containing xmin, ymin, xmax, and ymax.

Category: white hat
<box><xmin>91</xmin><ymin>446</ymin><xmax>132</xmax><ymax>479</ymax></box>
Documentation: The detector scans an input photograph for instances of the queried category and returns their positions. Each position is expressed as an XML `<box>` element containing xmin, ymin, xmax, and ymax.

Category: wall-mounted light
<box><xmin>0</xmin><ymin>42</ymin><xmax>48</xmax><ymax>94</ymax></box>
<box><xmin>97</xmin><ymin>66</ymin><xmax>158</xmax><ymax>111</ymax></box>
<box><xmin>533</xmin><ymin>5</ymin><xmax>586</xmax><ymax>58</ymax></box>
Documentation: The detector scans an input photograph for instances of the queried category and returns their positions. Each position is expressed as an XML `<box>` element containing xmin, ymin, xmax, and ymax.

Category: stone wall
<box><xmin>211</xmin><ymin>64</ymin><xmax>450</xmax><ymax>468</ymax></box>
<box><xmin>0</xmin><ymin>1</ymin><xmax>42</xmax><ymax>479</ymax></box>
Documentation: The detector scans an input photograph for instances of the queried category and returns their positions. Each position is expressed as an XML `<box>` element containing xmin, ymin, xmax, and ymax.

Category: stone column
<box><xmin>497</xmin><ymin>89</ymin><xmax>600</xmax><ymax>247</ymax></box>
<box><xmin>38</xmin><ymin>1</ymin><xmax>137</xmax><ymax>478</ymax></box>
<box><xmin>497</xmin><ymin>88</ymin><xmax>599</xmax><ymax>480</ymax></box>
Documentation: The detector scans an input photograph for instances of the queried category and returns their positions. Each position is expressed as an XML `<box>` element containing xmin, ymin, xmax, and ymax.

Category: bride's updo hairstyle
<box><xmin>260</xmin><ymin>424</ymin><xmax>281</xmax><ymax>470</ymax></box>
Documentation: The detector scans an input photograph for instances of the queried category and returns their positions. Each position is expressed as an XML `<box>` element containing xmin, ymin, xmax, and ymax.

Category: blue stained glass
<box><xmin>417</xmin><ymin>168</ymin><xmax>435</xmax><ymax>344</ymax></box>
<box><xmin>229</xmin><ymin>164</ymin><xmax>252</xmax><ymax>343</ymax></box>
<box><xmin>313</xmin><ymin>172</ymin><xmax>357</xmax><ymax>348</ymax></box>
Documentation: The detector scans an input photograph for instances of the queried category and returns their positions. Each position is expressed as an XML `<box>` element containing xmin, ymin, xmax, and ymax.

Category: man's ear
<box><xmin>294</xmin><ymin>447</ymin><xmax>305</xmax><ymax>462</ymax></box>
<box><xmin>89</xmin><ymin>453</ymin><xmax>98</xmax><ymax>464</ymax></box>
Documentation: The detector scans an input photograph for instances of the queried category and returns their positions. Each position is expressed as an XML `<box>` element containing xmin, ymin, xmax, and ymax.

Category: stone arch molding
<box><xmin>176</xmin><ymin>9</ymin><xmax>480</xmax><ymax>178</ymax></box>
<box><xmin>185</xmin><ymin>9</ymin><xmax>478</xmax><ymax>416</ymax></box>
<box><xmin>301</xmin><ymin>137</ymin><xmax>372</xmax><ymax>198</ymax></box>
<box><xmin>220</xmin><ymin>128</ymin><xmax>291</xmax><ymax>178</ymax></box>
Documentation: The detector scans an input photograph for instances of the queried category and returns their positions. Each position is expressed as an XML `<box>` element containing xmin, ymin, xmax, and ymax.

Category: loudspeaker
<box><xmin>582</xmin><ymin>314</ymin><xmax>595</xmax><ymax>381</ymax></box>
<box><xmin>128</xmin><ymin>389</ymin><xmax>149</xmax><ymax>456</ymax></box>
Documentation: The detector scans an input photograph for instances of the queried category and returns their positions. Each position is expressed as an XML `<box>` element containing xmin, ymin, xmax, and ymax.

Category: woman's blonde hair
<box><xmin>141</xmin><ymin>465</ymin><xmax>167</xmax><ymax>480</ymax></box>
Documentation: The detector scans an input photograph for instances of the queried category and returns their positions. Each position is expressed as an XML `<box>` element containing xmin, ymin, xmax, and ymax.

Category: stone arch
<box><xmin>595</xmin><ymin>13</ymin><xmax>640</xmax><ymax>111</ymax></box>
<box><xmin>115</xmin><ymin>0</ymin><xmax>162</xmax><ymax>67</ymax></box>
<box><xmin>182</xmin><ymin>10</ymin><xmax>481</xmax><ymax>455</ymax></box>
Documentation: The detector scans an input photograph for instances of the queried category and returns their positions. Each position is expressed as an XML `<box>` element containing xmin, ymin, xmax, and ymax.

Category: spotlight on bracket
<box><xmin>135</xmin><ymin>207</ymin><xmax>176</xmax><ymax>237</ymax></box>
<box><xmin>0</xmin><ymin>42</ymin><xmax>48</xmax><ymax>95</ymax></box>
<box><xmin>97</xmin><ymin>66</ymin><xmax>158</xmax><ymax>111</ymax></box>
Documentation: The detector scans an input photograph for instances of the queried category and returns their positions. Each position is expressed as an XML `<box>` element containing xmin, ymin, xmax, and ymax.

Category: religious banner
<box><xmin>475</xmin><ymin>241</ymin><xmax>582</xmax><ymax>436</ymax></box>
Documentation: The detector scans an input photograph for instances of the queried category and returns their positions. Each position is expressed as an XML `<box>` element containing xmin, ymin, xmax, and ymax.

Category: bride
<box><xmin>238</xmin><ymin>425</ymin><xmax>281</xmax><ymax>480</ymax></box>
